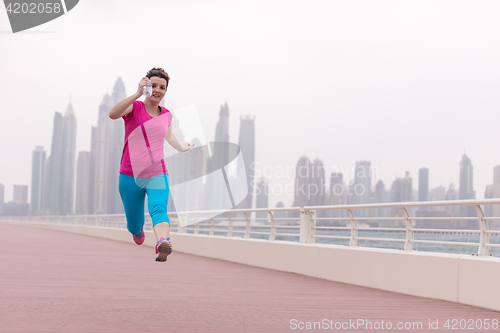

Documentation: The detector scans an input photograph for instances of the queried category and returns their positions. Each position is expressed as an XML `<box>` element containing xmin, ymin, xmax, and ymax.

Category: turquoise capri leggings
<box><xmin>118</xmin><ymin>173</ymin><xmax>170</xmax><ymax>235</ymax></box>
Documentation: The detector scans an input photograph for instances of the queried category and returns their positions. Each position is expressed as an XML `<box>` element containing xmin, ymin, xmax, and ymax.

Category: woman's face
<box><xmin>149</xmin><ymin>76</ymin><xmax>168</xmax><ymax>103</ymax></box>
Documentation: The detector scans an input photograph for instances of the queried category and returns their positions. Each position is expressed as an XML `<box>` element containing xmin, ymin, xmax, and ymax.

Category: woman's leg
<box><xmin>146</xmin><ymin>174</ymin><xmax>171</xmax><ymax>242</ymax></box>
<box><xmin>118</xmin><ymin>173</ymin><xmax>146</xmax><ymax>236</ymax></box>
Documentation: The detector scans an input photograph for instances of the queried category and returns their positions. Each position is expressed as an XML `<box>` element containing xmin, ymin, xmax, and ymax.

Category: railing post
<box><xmin>244</xmin><ymin>211</ymin><xmax>251</xmax><ymax>238</ymax></box>
<box><xmin>225</xmin><ymin>212</ymin><xmax>233</xmax><ymax>237</ymax></box>
<box><xmin>178</xmin><ymin>213</ymin><xmax>188</xmax><ymax>233</ymax></box>
<box><xmin>268</xmin><ymin>211</ymin><xmax>276</xmax><ymax>241</ymax></box>
<box><xmin>194</xmin><ymin>219</ymin><xmax>200</xmax><ymax>234</ymax></box>
<box><xmin>209</xmin><ymin>214</ymin><xmax>215</xmax><ymax>236</ymax></box>
<box><xmin>401</xmin><ymin>207</ymin><xmax>414</xmax><ymax>251</ymax></box>
<box><xmin>475</xmin><ymin>205</ymin><xmax>489</xmax><ymax>256</ymax></box>
<box><xmin>347</xmin><ymin>209</ymin><xmax>358</xmax><ymax>247</ymax></box>
<box><xmin>300</xmin><ymin>208</ymin><xmax>315</xmax><ymax>243</ymax></box>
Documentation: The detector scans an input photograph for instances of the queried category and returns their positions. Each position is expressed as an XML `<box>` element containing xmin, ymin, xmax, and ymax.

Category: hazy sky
<box><xmin>1</xmin><ymin>0</ymin><xmax>499</xmax><ymax>208</ymax></box>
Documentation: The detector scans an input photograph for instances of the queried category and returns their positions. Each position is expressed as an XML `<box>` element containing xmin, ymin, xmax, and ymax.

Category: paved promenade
<box><xmin>1</xmin><ymin>223</ymin><xmax>499</xmax><ymax>332</ymax></box>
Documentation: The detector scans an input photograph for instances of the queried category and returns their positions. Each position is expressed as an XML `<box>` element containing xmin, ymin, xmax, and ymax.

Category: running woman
<box><xmin>109</xmin><ymin>68</ymin><xmax>194</xmax><ymax>262</ymax></box>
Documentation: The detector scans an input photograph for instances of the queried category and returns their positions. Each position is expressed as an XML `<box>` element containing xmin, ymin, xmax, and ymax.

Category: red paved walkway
<box><xmin>1</xmin><ymin>223</ymin><xmax>499</xmax><ymax>333</ymax></box>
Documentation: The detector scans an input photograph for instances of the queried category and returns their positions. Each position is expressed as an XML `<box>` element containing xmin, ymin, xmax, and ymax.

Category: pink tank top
<box><xmin>119</xmin><ymin>101</ymin><xmax>173</xmax><ymax>178</ymax></box>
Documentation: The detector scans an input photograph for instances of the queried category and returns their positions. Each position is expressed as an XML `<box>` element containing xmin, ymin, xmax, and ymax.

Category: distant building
<box><xmin>236</xmin><ymin>115</ymin><xmax>255</xmax><ymax>210</ymax></box>
<box><xmin>61</xmin><ymin>103</ymin><xmax>77</xmax><ymax>215</ymax></box>
<box><xmin>255</xmin><ymin>177</ymin><xmax>269</xmax><ymax>219</ymax></box>
<box><xmin>274</xmin><ymin>201</ymin><xmax>287</xmax><ymax>220</ymax></box>
<box><xmin>293</xmin><ymin>156</ymin><xmax>311</xmax><ymax>208</ymax></box>
<box><xmin>429</xmin><ymin>185</ymin><xmax>446</xmax><ymax>201</ymax></box>
<box><xmin>391</xmin><ymin>172</ymin><xmax>412</xmax><ymax>203</ymax></box>
<box><xmin>5</xmin><ymin>185</ymin><xmax>29</xmax><ymax>216</ymax></box>
<box><xmin>207</xmin><ymin>102</ymin><xmax>230</xmax><ymax>211</ymax></box>
<box><xmin>46</xmin><ymin>111</ymin><xmax>64</xmax><ymax>214</ymax></box>
<box><xmin>44</xmin><ymin>103</ymin><xmax>77</xmax><ymax>215</ymax></box>
<box><xmin>13</xmin><ymin>185</ymin><xmax>28</xmax><ymax>203</ymax></box>
<box><xmin>445</xmin><ymin>183</ymin><xmax>458</xmax><ymax>217</ymax></box>
<box><xmin>30</xmin><ymin>146</ymin><xmax>46</xmax><ymax>214</ymax></box>
<box><xmin>459</xmin><ymin>154</ymin><xmax>475</xmax><ymax>219</ymax></box>
<box><xmin>375</xmin><ymin>180</ymin><xmax>390</xmax><ymax>219</ymax></box>
<box><xmin>309</xmin><ymin>158</ymin><xmax>325</xmax><ymax>207</ymax></box>
<box><xmin>390</xmin><ymin>172</ymin><xmax>412</xmax><ymax>220</ymax></box>
<box><xmin>418</xmin><ymin>167</ymin><xmax>429</xmax><ymax>202</ymax></box>
<box><xmin>485</xmin><ymin>184</ymin><xmax>494</xmax><ymax>217</ymax></box>
<box><xmin>90</xmin><ymin>78</ymin><xmax>126</xmax><ymax>214</ymax></box>
<box><xmin>354</xmin><ymin>161</ymin><xmax>371</xmax><ymax>217</ymax></box>
<box><xmin>329</xmin><ymin>172</ymin><xmax>345</xmax><ymax>219</ymax></box>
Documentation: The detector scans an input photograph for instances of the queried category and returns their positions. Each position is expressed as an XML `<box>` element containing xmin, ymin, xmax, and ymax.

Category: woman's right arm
<box><xmin>109</xmin><ymin>77</ymin><xmax>151</xmax><ymax>119</ymax></box>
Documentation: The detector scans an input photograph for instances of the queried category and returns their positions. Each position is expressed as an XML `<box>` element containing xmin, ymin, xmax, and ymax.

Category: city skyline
<box><xmin>2</xmin><ymin>89</ymin><xmax>500</xmax><ymax>214</ymax></box>
<box><xmin>4</xmin><ymin>101</ymin><xmax>500</xmax><ymax>215</ymax></box>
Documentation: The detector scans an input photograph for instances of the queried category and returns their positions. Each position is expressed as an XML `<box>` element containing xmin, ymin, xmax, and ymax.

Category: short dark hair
<box><xmin>146</xmin><ymin>67</ymin><xmax>170</xmax><ymax>87</ymax></box>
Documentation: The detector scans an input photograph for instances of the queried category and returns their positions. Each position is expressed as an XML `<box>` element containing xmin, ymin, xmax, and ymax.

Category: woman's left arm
<box><xmin>165</xmin><ymin>124</ymin><xmax>194</xmax><ymax>152</ymax></box>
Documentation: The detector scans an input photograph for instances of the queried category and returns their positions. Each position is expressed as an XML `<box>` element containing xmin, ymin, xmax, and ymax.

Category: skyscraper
<box><xmin>207</xmin><ymin>103</ymin><xmax>230</xmax><ymax>211</ymax></box>
<box><xmin>5</xmin><ymin>185</ymin><xmax>29</xmax><ymax>216</ymax></box>
<box><xmin>354</xmin><ymin>161</ymin><xmax>371</xmax><ymax>217</ymax></box>
<box><xmin>329</xmin><ymin>172</ymin><xmax>345</xmax><ymax>219</ymax></box>
<box><xmin>13</xmin><ymin>185</ymin><xmax>28</xmax><ymax>203</ymax></box>
<box><xmin>236</xmin><ymin>115</ymin><xmax>255</xmax><ymax>210</ymax></box>
<box><xmin>293</xmin><ymin>156</ymin><xmax>311</xmax><ymax>207</ymax></box>
<box><xmin>485</xmin><ymin>184</ymin><xmax>494</xmax><ymax>217</ymax></box>
<box><xmin>418</xmin><ymin>167</ymin><xmax>429</xmax><ymax>202</ymax></box>
<box><xmin>109</xmin><ymin>78</ymin><xmax>126</xmax><ymax>214</ymax></box>
<box><xmin>255</xmin><ymin>177</ymin><xmax>269</xmax><ymax>219</ymax></box>
<box><xmin>375</xmin><ymin>180</ymin><xmax>389</xmax><ymax>219</ymax></box>
<box><xmin>459</xmin><ymin>154</ymin><xmax>475</xmax><ymax>218</ymax></box>
<box><xmin>60</xmin><ymin>103</ymin><xmax>77</xmax><ymax>215</ymax></box>
<box><xmin>76</xmin><ymin>151</ymin><xmax>91</xmax><ymax>215</ymax></box>
<box><xmin>30</xmin><ymin>146</ymin><xmax>46</xmax><ymax>214</ymax></box>
<box><xmin>46</xmin><ymin>112</ymin><xmax>63</xmax><ymax>214</ymax></box>
<box><xmin>309</xmin><ymin>158</ymin><xmax>325</xmax><ymax>207</ymax></box>
<box><xmin>390</xmin><ymin>172</ymin><xmax>412</xmax><ymax>218</ymax></box>
<box><xmin>45</xmin><ymin>104</ymin><xmax>77</xmax><ymax>215</ymax></box>
<box><xmin>445</xmin><ymin>183</ymin><xmax>458</xmax><ymax>217</ymax></box>
<box><xmin>91</xmin><ymin>78</ymin><xmax>126</xmax><ymax>214</ymax></box>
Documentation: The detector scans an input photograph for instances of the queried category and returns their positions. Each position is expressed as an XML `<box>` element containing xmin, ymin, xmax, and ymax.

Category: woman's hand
<box><xmin>181</xmin><ymin>142</ymin><xmax>195</xmax><ymax>152</ymax></box>
<box><xmin>136</xmin><ymin>77</ymin><xmax>152</xmax><ymax>95</ymax></box>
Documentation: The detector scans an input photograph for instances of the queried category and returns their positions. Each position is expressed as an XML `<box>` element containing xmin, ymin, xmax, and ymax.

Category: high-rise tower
<box><xmin>208</xmin><ymin>102</ymin><xmax>231</xmax><ymax>210</ymax></box>
<box><xmin>60</xmin><ymin>103</ymin><xmax>77</xmax><ymax>215</ymax></box>
<box><xmin>309</xmin><ymin>158</ymin><xmax>325</xmax><ymax>207</ymax></box>
<box><xmin>255</xmin><ymin>177</ymin><xmax>269</xmax><ymax>218</ymax></box>
<box><xmin>418</xmin><ymin>167</ymin><xmax>429</xmax><ymax>202</ymax></box>
<box><xmin>459</xmin><ymin>154</ymin><xmax>475</xmax><ymax>218</ymax></box>
<box><xmin>30</xmin><ymin>146</ymin><xmax>46</xmax><ymax>214</ymax></box>
<box><xmin>354</xmin><ymin>161</ymin><xmax>371</xmax><ymax>217</ymax></box>
<box><xmin>293</xmin><ymin>156</ymin><xmax>311</xmax><ymax>207</ymax></box>
<box><xmin>45</xmin><ymin>104</ymin><xmax>76</xmax><ymax>215</ymax></box>
<box><xmin>91</xmin><ymin>78</ymin><xmax>126</xmax><ymax>214</ymax></box>
<box><xmin>236</xmin><ymin>115</ymin><xmax>255</xmax><ymax>209</ymax></box>
<box><xmin>46</xmin><ymin>112</ymin><xmax>63</xmax><ymax>214</ymax></box>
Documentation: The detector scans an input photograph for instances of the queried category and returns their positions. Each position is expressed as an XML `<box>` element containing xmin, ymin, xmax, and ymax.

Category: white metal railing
<box><xmin>2</xmin><ymin>199</ymin><xmax>500</xmax><ymax>256</ymax></box>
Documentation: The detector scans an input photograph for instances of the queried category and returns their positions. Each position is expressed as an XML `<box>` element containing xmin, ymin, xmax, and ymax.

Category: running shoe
<box><xmin>133</xmin><ymin>227</ymin><xmax>145</xmax><ymax>245</ymax></box>
<box><xmin>155</xmin><ymin>237</ymin><xmax>172</xmax><ymax>262</ymax></box>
